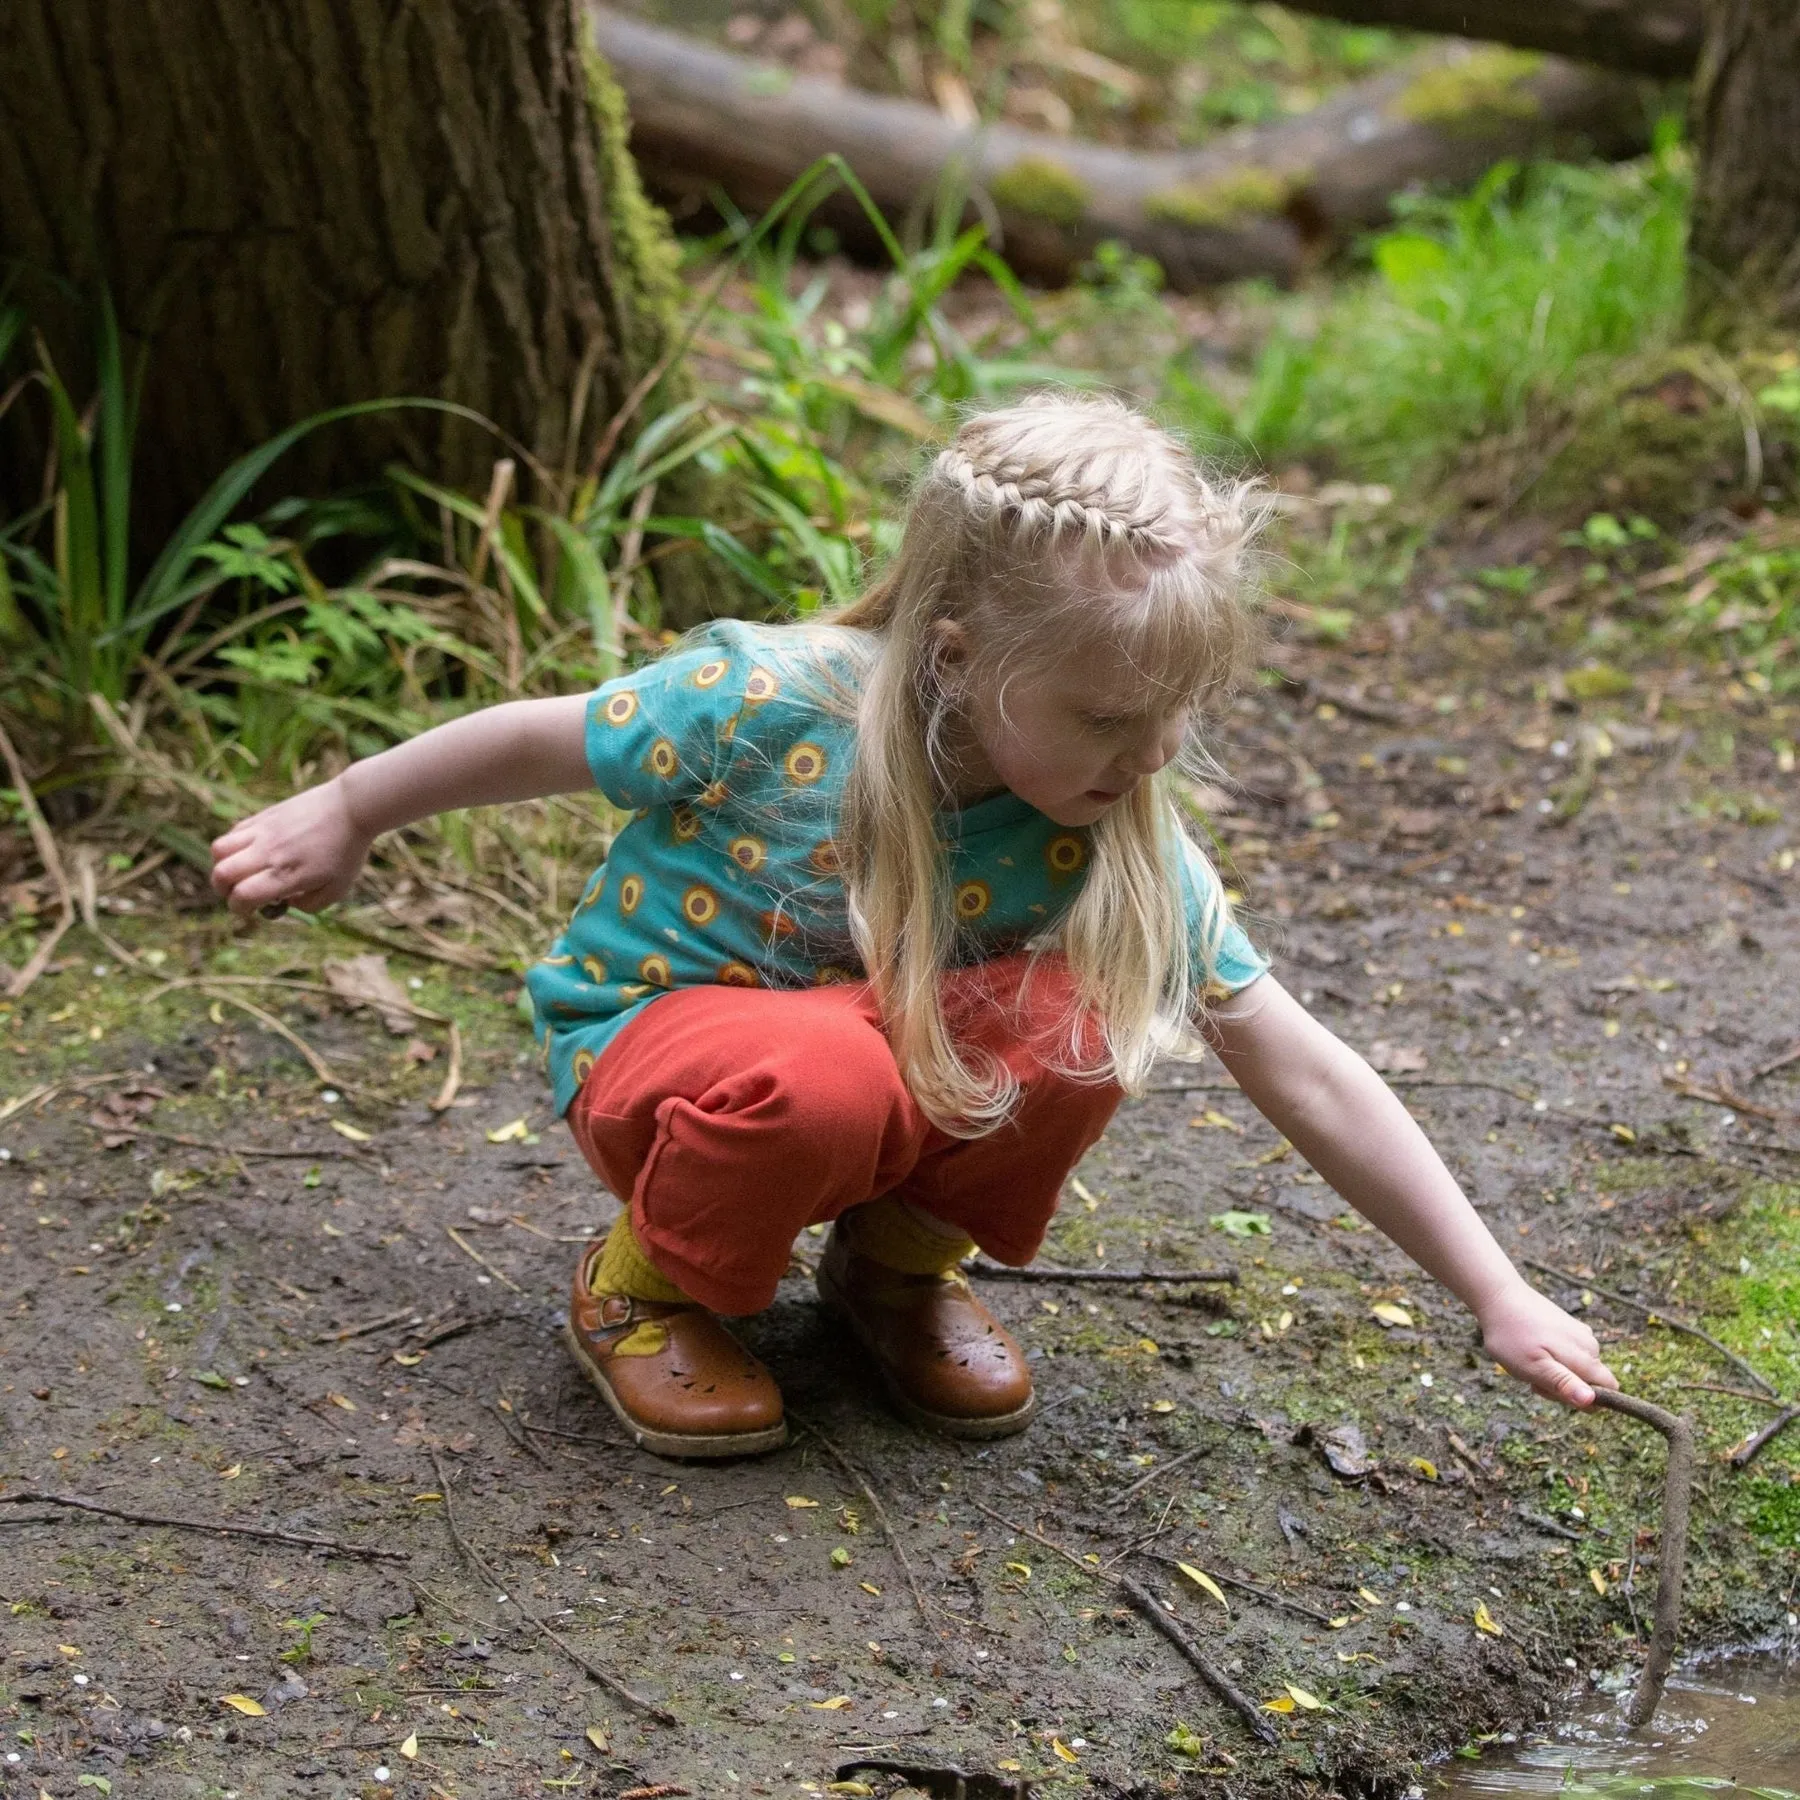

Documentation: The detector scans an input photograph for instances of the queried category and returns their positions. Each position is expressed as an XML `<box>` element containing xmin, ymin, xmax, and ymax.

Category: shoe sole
<box><xmin>562</xmin><ymin>1321</ymin><xmax>788</xmax><ymax>1461</ymax></box>
<box><xmin>817</xmin><ymin>1267</ymin><xmax>1038</xmax><ymax>1441</ymax></box>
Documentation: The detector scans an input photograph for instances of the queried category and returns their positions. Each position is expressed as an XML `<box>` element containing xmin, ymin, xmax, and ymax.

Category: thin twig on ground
<box><xmin>1515</xmin><ymin>1508</ymin><xmax>1584</xmax><ymax>1542</ymax></box>
<box><xmin>445</xmin><ymin>1225</ymin><xmax>524</xmax><ymax>1294</ymax></box>
<box><xmin>317</xmin><ymin>1307</ymin><xmax>426</xmax><ymax>1344</ymax></box>
<box><xmin>81</xmin><ymin>1120</ymin><xmax>360</xmax><ymax>1161</ymax></box>
<box><xmin>966</xmin><ymin>1500</ymin><xmax>1097</xmax><ymax>1581</ymax></box>
<box><xmin>1521</xmin><ymin>1257</ymin><xmax>1780</xmax><ymax>1398</ymax></box>
<box><xmin>427</xmin><ymin>1450</ymin><xmax>674</xmax><ymax>1723</ymax></box>
<box><xmin>1749</xmin><ymin>1041</ymin><xmax>1800</xmax><ymax>1084</ymax></box>
<box><xmin>1119</xmin><ymin>1572</ymin><xmax>1279</xmax><ymax>1746</ymax></box>
<box><xmin>204</xmin><ymin>987</ymin><xmax>343</xmax><ymax>1088</ymax></box>
<box><xmin>1675</xmin><ymin>1381</ymin><xmax>1793</xmax><ymax>1408</ymax></box>
<box><xmin>789</xmin><ymin>1413</ymin><xmax>929</xmax><ymax>1619</ymax></box>
<box><xmin>1590</xmin><ymin>1390</ymin><xmax>1694</xmax><ymax>1728</ymax></box>
<box><xmin>1140</xmin><ymin>1553</ymin><xmax>1343</xmax><ymax>1627</ymax></box>
<box><xmin>0</xmin><ymin>1488</ymin><xmax>408</xmax><ymax>1561</ymax></box>
<box><xmin>487</xmin><ymin>1396</ymin><xmax>550</xmax><ymax>1467</ymax></box>
<box><xmin>1113</xmin><ymin>1443</ymin><xmax>1210</xmax><ymax>1504</ymax></box>
<box><xmin>966</xmin><ymin>1259</ymin><xmax>1238</xmax><ymax>1287</ymax></box>
<box><xmin>1727</xmin><ymin>1402</ymin><xmax>1800</xmax><ymax>1470</ymax></box>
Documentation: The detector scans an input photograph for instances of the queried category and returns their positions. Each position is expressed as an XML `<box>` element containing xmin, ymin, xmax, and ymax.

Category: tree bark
<box><xmin>1273</xmin><ymin>0</ymin><xmax>1700</xmax><ymax>79</ymax></box>
<box><xmin>1688</xmin><ymin>0</ymin><xmax>1800</xmax><ymax>330</ymax></box>
<box><xmin>0</xmin><ymin>0</ymin><xmax>687</xmax><ymax>558</ymax></box>
<box><xmin>593</xmin><ymin>9</ymin><xmax>1652</xmax><ymax>292</ymax></box>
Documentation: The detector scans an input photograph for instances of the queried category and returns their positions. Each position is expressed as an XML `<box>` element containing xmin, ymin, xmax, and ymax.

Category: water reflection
<box><xmin>1435</xmin><ymin>1655</ymin><xmax>1800</xmax><ymax>1797</ymax></box>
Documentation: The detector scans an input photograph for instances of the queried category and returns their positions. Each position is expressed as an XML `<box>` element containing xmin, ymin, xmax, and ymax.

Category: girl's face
<box><xmin>947</xmin><ymin>632</ymin><xmax>1190</xmax><ymax>826</ymax></box>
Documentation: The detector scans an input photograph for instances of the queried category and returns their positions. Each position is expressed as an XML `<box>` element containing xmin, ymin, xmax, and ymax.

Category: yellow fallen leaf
<box><xmin>1070</xmin><ymin>1177</ymin><xmax>1099</xmax><ymax>1205</ymax></box>
<box><xmin>808</xmin><ymin>1695</ymin><xmax>852</xmax><ymax>1710</ymax></box>
<box><xmin>219</xmin><ymin>1694</ymin><xmax>265</xmax><ymax>1716</ymax></box>
<box><xmin>1285</xmin><ymin>1684</ymin><xmax>1324</xmax><ymax>1711</ymax></box>
<box><xmin>1409</xmin><ymin>1457</ymin><xmax>1439</xmax><ymax>1481</ymax></box>
<box><xmin>392</xmin><ymin>1351</ymin><xmax>423</xmax><ymax>1366</ymax></box>
<box><xmin>1052</xmin><ymin>1738</ymin><xmax>1079</xmax><ymax>1763</ymax></box>
<box><xmin>1474</xmin><ymin>1601</ymin><xmax>1505</xmax><ymax>1637</ymax></box>
<box><xmin>485</xmin><ymin>1117</ymin><xmax>529</xmax><ymax>1143</ymax></box>
<box><xmin>1328</xmin><ymin>1616</ymin><xmax>1351</xmax><ymax>1629</ymax></box>
<box><xmin>321</xmin><ymin>1222</ymin><xmax>346</xmax><ymax>1238</ymax></box>
<box><xmin>1589</xmin><ymin>1567</ymin><xmax>1608</xmax><ymax>1596</ymax></box>
<box><xmin>1261</xmin><ymin>1695</ymin><xmax>1296</xmax><ymax>1713</ymax></box>
<box><xmin>1176</xmin><ymin>1562</ymin><xmax>1230</xmax><ymax>1613</ymax></box>
<box><xmin>400</xmin><ymin>1732</ymin><xmax>419</xmax><ymax>1759</ymax></box>
<box><xmin>1005</xmin><ymin>1561</ymin><xmax>1032</xmax><ymax>1580</ymax></box>
<box><xmin>996</xmin><ymin>1762</ymin><xmax>1024</xmax><ymax>1774</ymax></box>
<box><xmin>1356</xmin><ymin>1587</ymin><xmax>1384</xmax><ymax>1607</ymax></box>
<box><xmin>1336</xmin><ymin>1651</ymin><xmax>1377</xmax><ymax>1663</ymax></box>
<box><xmin>329</xmin><ymin>1119</ymin><xmax>371</xmax><ymax>1142</ymax></box>
<box><xmin>1137</xmin><ymin>1337</ymin><xmax>1160</xmax><ymax>1355</ymax></box>
<box><xmin>1150</xmin><ymin>1399</ymin><xmax>1177</xmax><ymax>1414</ymax></box>
<box><xmin>1370</xmin><ymin>1302</ymin><xmax>1413</xmax><ymax>1328</ymax></box>
<box><xmin>1610</xmin><ymin>1122</ymin><xmax>1636</xmax><ymax>1142</ymax></box>
<box><xmin>858</xmin><ymin>1581</ymin><xmax>882</xmax><ymax>1596</ymax></box>
<box><xmin>219</xmin><ymin>1464</ymin><xmax>242</xmax><ymax>1480</ymax></box>
<box><xmin>57</xmin><ymin>1645</ymin><xmax>80</xmax><ymax>1658</ymax></box>
<box><xmin>827</xmin><ymin>1785</ymin><xmax>874</xmax><ymax>1797</ymax></box>
<box><xmin>1192</xmin><ymin>1109</ymin><xmax>1245</xmax><ymax>1133</ymax></box>
<box><xmin>784</xmin><ymin>1495</ymin><xmax>820</xmax><ymax>1508</ymax></box>
<box><xmin>585</xmin><ymin>1726</ymin><xmax>609</xmax><ymax>1752</ymax></box>
<box><xmin>326</xmin><ymin>1392</ymin><xmax>358</xmax><ymax>1411</ymax></box>
<box><xmin>411</xmin><ymin>1493</ymin><xmax>443</xmax><ymax>1504</ymax></box>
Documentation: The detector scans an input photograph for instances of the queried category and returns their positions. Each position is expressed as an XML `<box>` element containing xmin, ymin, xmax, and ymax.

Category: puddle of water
<box><xmin>1435</xmin><ymin>1656</ymin><xmax>1800</xmax><ymax>1799</ymax></box>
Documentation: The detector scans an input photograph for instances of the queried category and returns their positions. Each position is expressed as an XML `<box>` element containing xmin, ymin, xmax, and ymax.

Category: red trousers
<box><xmin>565</xmin><ymin>952</ymin><xmax>1122</xmax><ymax>1315</ymax></box>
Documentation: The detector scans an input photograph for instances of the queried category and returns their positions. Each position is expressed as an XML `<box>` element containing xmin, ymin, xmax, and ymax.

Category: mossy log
<box><xmin>1274</xmin><ymin>0</ymin><xmax>1700</xmax><ymax>79</ymax></box>
<box><xmin>0</xmin><ymin>0</ymin><xmax>693</xmax><ymax>563</ymax></box>
<box><xmin>592</xmin><ymin>9</ymin><xmax>1653</xmax><ymax>293</ymax></box>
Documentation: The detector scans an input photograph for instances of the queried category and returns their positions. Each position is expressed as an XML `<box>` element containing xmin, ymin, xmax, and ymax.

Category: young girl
<box><xmin>210</xmin><ymin>393</ymin><xmax>1615</xmax><ymax>1460</ymax></box>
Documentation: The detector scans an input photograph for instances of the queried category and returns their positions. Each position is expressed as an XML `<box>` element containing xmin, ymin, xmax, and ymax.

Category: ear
<box><xmin>926</xmin><ymin>616</ymin><xmax>971</xmax><ymax>680</ymax></box>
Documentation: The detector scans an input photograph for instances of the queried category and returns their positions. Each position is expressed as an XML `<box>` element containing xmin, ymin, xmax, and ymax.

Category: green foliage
<box><xmin>1168</xmin><ymin>136</ymin><xmax>1692</xmax><ymax>485</ymax></box>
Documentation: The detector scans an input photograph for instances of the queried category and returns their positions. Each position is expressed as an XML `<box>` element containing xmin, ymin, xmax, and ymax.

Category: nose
<box><xmin>1119</xmin><ymin>713</ymin><xmax>1185</xmax><ymax>779</ymax></box>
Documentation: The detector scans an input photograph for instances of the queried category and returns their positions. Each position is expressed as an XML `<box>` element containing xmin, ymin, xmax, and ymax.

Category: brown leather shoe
<box><xmin>817</xmin><ymin>1226</ymin><xmax>1036</xmax><ymax>1439</ymax></box>
<box><xmin>565</xmin><ymin>1240</ymin><xmax>787</xmax><ymax>1459</ymax></box>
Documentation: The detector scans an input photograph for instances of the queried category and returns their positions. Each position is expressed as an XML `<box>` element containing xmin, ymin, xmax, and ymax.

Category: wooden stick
<box><xmin>1727</xmin><ymin>1402</ymin><xmax>1800</xmax><ymax>1471</ymax></box>
<box><xmin>1119</xmin><ymin>1573</ymin><xmax>1279</xmax><ymax>1746</ymax></box>
<box><xmin>81</xmin><ymin>1121</ymin><xmax>360</xmax><ymax>1162</ymax></box>
<box><xmin>427</xmin><ymin>1450</ymin><xmax>674</xmax><ymax>1724</ymax></box>
<box><xmin>0</xmin><ymin>1488</ymin><xmax>408</xmax><ymax>1562</ymax></box>
<box><xmin>966</xmin><ymin>1500</ymin><xmax>1097</xmax><ymax>1582</ymax></box>
<box><xmin>1114</xmin><ymin>1443</ymin><xmax>1210</xmax><ymax>1503</ymax></box>
<box><xmin>1140</xmin><ymin>1553</ymin><xmax>1344</xmax><ymax>1627</ymax></box>
<box><xmin>966</xmin><ymin>1259</ymin><xmax>1238</xmax><ymax>1287</ymax></box>
<box><xmin>203</xmin><ymin>987</ymin><xmax>344</xmax><ymax>1089</ymax></box>
<box><xmin>1521</xmin><ymin>1258</ymin><xmax>1779</xmax><ymax>1398</ymax></box>
<box><xmin>430</xmin><ymin>1018</ymin><xmax>463</xmax><ymax>1113</ymax></box>
<box><xmin>445</xmin><ymin>1225</ymin><xmax>524</xmax><ymax>1294</ymax></box>
<box><xmin>317</xmin><ymin>1307</ymin><xmax>425</xmax><ymax>1345</ymax></box>
<box><xmin>1590</xmin><ymin>1390</ymin><xmax>1694</xmax><ymax>1729</ymax></box>
<box><xmin>790</xmin><ymin>1414</ymin><xmax>930</xmax><ymax>1619</ymax></box>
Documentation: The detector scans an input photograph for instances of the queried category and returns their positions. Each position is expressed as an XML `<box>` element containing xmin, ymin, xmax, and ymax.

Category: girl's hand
<box><xmin>1479</xmin><ymin>1281</ymin><xmax>1619</xmax><ymax>1409</ymax></box>
<box><xmin>210</xmin><ymin>780</ymin><xmax>372</xmax><ymax>918</ymax></box>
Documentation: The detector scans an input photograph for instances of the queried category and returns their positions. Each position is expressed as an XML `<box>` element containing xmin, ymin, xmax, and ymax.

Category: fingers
<box><xmin>221</xmin><ymin>866</ymin><xmax>295</xmax><ymax>919</ymax></box>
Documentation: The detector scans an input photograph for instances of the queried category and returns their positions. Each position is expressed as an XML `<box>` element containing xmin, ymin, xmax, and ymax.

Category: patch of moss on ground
<box><xmin>1390</xmin><ymin>47</ymin><xmax>1543</xmax><ymax>133</ymax></box>
<box><xmin>990</xmin><ymin>155</ymin><xmax>1090</xmax><ymax>227</ymax></box>
<box><xmin>1144</xmin><ymin>167</ymin><xmax>1291</xmax><ymax>230</ymax></box>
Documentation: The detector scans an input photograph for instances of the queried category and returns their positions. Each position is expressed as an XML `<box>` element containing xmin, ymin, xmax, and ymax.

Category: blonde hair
<box><xmin>825</xmin><ymin>391</ymin><xmax>1269</xmax><ymax>1133</ymax></box>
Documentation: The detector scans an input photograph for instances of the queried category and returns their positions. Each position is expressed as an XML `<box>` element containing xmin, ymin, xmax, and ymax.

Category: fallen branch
<box><xmin>966</xmin><ymin>1259</ymin><xmax>1238</xmax><ymax>1287</ymax></box>
<box><xmin>0</xmin><ymin>1488</ymin><xmax>408</xmax><ymax>1562</ymax></box>
<box><xmin>0</xmin><ymin>720</ymin><xmax>76</xmax><ymax>999</ymax></box>
<box><xmin>967</xmin><ymin>1499</ymin><xmax>1097</xmax><ymax>1582</ymax></box>
<box><xmin>592</xmin><ymin>7</ymin><xmax>1649</xmax><ymax>291</ymax></box>
<box><xmin>1589</xmin><ymin>1390</ymin><xmax>1693</xmax><ymax>1729</ymax></box>
<box><xmin>1142</xmin><ymin>1552</ymin><xmax>1345</xmax><ymax>1627</ymax></box>
<box><xmin>445</xmin><ymin>1225</ymin><xmax>524</xmax><ymax>1295</ymax></box>
<box><xmin>80</xmin><ymin>1120</ymin><xmax>361</xmax><ymax>1162</ymax></box>
<box><xmin>1727</xmin><ymin>1402</ymin><xmax>1800</xmax><ymax>1471</ymax></box>
<box><xmin>1119</xmin><ymin>1572</ymin><xmax>1280</xmax><ymax>1746</ymax></box>
<box><xmin>1113</xmin><ymin>1443</ymin><xmax>1211</xmax><ymax>1503</ymax></box>
<box><xmin>427</xmin><ymin>1450</ymin><xmax>675</xmax><ymax>1724</ymax></box>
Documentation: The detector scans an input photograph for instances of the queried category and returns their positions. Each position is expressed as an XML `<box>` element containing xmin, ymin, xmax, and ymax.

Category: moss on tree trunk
<box><xmin>0</xmin><ymin>0</ymin><xmax>694</xmax><ymax>575</ymax></box>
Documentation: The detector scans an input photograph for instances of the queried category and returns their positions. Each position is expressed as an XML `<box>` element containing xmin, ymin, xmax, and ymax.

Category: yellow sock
<box><xmin>844</xmin><ymin>1195</ymin><xmax>976</xmax><ymax>1275</ymax></box>
<box><xmin>589</xmin><ymin>1215</ymin><xmax>688</xmax><ymax>1303</ymax></box>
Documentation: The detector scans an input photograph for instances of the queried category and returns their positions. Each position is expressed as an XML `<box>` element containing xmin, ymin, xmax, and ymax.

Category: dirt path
<box><xmin>2</xmin><ymin>610</ymin><xmax>1797</xmax><ymax>1799</ymax></box>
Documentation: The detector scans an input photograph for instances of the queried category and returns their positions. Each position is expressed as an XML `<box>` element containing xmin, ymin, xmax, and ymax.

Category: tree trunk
<box><xmin>1273</xmin><ymin>0</ymin><xmax>1700</xmax><ymax>78</ymax></box>
<box><xmin>1688</xmin><ymin>0</ymin><xmax>1800</xmax><ymax>330</ymax></box>
<box><xmin>595</xmin><ymin>9</ymin><xmax>1651</xmax><ymax>293</ymax></box>
<box><xmin>0</xmin><ymin>0</ymin><xmax>687</xmax><ymax>560</ymax></box>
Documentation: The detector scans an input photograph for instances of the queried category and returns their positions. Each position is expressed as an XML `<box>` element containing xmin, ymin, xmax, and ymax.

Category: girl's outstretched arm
<box><xmin>1204</xmin><ymin>974</ymin><xmax>1619</xmax><ymax>1409</ymax></box>
<box><xmin>210</xmin><ymin>693</ymin><xmax>592</xmax><ymax>918</ymax></box>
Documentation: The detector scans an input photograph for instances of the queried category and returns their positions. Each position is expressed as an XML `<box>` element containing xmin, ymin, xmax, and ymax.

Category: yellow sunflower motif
<box><xmin>572</xmin><ymin>1048</ymin><xmax>597</xmax><ymax>1085</ymax></box>
<box><xmin>671</xmin><ymin>805</ymin><xmax>703</xmax><ymax>844</ymax></box>
<box><xmin>639</xmin><ymin>953</ymin><xmax>673</xmax><ymax>987</ymax></box>
<box><xmin>691</xmin><ymin>658</ymin><xmax>729</xmax><ymax>689</ymax></box>
<box><xmin>618</xmin><ymin>982</ymin><xmax>652</xmax><ymax>1001</ymax></box>
<box><xmin>784</xmin><ymin>742</ymin><xmax>827</xmax><ymax>785</ymax></box>
<box><xmin>1046</xmin><ymin>833</ymin><xmax>1087</xmax><ymax>876</ymax></box>
<box><xmin>619</xmin><ymin>874</ymin><xmax>645</xmax><ymax>915</ymax></box>
<box><xmin>729</xmin><ymin>834</ymin><xmax>767</xmax><ymax>873</ymax></box>
<box><xmin>744</xmin><ymin>666</ymin><xmax>780</xmax><ymax>704</ymax></box>
<box><xmin>646</xmin><ymin>737</ymin><xmax>680</xmax><ymax>780</ymax></box>
<box><xmin>814</xmin><ymin>965</ymin><xmax>859</xmax><ymax>986</ymax></box>
<box><xmin>581</xmin><ymin>869</ymin><xmax>606</xmax><ymax>909</ymax></box>
<box><xmin>808</xmin><ymin>838</ymin><xmax>842</xmax><ymax>875</ymax></box>
<box><xmin>581</xmin><ymin>956</ymin><xmax>607</xmax><ymax>983</ymax></box>
<box><xmin>954</xmin><ymin>879</ymin><xmax>992</xmax><ymax>920</ymax></box>
<box><xmin>761</xmin><ymin>908</ymin><xmax>797</xmax><ymax>941</ymax></box>
<box><xmin>697</xmin><ymin>779</ymin><xmax>728</xmax><ymax>808</ymax></box>
<box><xmin>682</xmin><ymin>885</ymin><xmax>720</xmax><ymax>927</ymax></box>
<box><xmin>717</xmin><ymin>961</ymin><xmax>761</xmax><ymax>987</ymax></box>
<box><xmin>539</xmin><ymin>952</ymin><xmax>575</xmax><ymax>968</ymax></box>
<box><xmin>601</xmin><ymin>689</ymin><xmax>639</xmax><ymax>727</ymax></box>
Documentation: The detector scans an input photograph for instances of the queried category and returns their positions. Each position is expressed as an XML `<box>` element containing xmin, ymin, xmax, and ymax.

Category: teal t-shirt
<box><xmin>526</xmin><ymin>621</ymin><xmax>1269</xmax><ymax>1114</ymax></box>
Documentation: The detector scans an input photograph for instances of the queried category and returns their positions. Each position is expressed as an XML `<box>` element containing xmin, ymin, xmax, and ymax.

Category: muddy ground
<box><xmin>2</xmin><ymin>603</ymin><xmax>1798</xmax><ymax>1800</ymax></box>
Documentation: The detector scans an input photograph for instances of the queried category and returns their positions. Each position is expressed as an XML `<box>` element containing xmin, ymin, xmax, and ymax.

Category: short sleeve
<box><xmin>583</xmin><ymin>641</ymin><xmax>745</xmax><ymax>810</ymax></box>
<box><xmin>1173</xmin><ymin>832</ymin><xmax>1270</xmax><ymax>999</ymax></box>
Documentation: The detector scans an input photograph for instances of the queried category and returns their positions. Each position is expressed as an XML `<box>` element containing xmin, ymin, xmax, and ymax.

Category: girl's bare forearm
<box><xmin>336</xmin><ymin>695</ymin><xmax>593</xmax><ymax>838</ymax></box>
